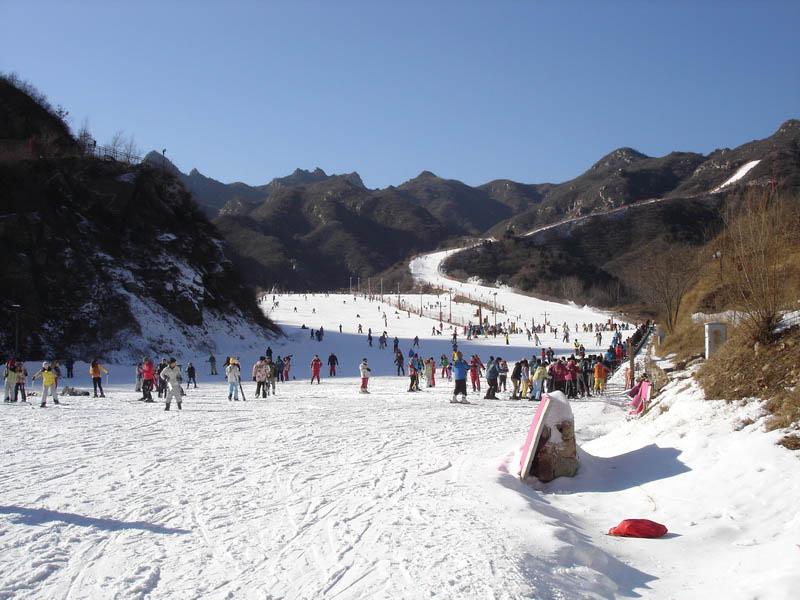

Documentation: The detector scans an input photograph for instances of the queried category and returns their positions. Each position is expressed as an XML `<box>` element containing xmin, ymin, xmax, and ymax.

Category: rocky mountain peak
<box><xmin>590</xmin><ymin>147</ymin><xmax>649</xmax><ymax>172</ymax></box>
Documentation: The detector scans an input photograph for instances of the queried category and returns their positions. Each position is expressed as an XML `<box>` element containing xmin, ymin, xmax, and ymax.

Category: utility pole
<box><xmin>349</xmin><ymin>276</ymin><xmax>352</xmax><ymax>295</ymax></box>
<box><xmin>380</xmin><ymin>278</ymin><xmax>383</xmax><ymax>300</ymax></box>
<box><xmin>11</xmin><ymin>304</ymin><xmax>20</xmax><ymax>356</ymax></box>
<box><xmin>357</xmin><ymin>277</ymin><xmax>360</xmax><ymax>295</ymax></box>
<box><xmin>542</xmin><ymin>311</ymin><xmax>549</xmax><ymax>326</ymax></box>
<box><xmin>368</xmin><ymin>278</ymin><xmax>371</xmax><ymax>297</ymax></box>
<box><xmin>493</xmin><ymin>292</ymin><xmax>498</xmax><ymax>329</ymax></box>
<box><xmin>449</xmin><ymin>291</ymin><xmax>452</xmax><ymax>323</ymax></box>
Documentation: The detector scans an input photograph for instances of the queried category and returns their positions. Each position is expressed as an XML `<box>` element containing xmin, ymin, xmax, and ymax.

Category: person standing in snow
<box><xmin>451</xmin><ymin>352</ymin><xmax>469</xmax><ymax>403</ymax></box>
<box><xmin>265</xmin><ymin>357</ymin><xmax>277</xmax><ymax>395</ymax></box>
<box><xmin>160</xmin><ymin>357</ymin><xmax>184</xmax><ymax>411</ymax></box>
<box><xmin>89</xmin><ymin>359</ymin><xmax>108</xmax><ymax>398</ymax></box>
<box><xmin>469</xmin><ymin>355</ymin><xmax>484</xmax><ymax>392</ymax></box>
<box><xmin>394</xmin><ymin>350</ymin><xmax>405</xmax><ymax>376</ymax></box>
<box><xmin>135</xmin><ymin>361</ymin><xmax>143</xmax><ymax>392</ymax></box>
<box><xmin>32</xmin><ymin>361</ymin><xmax>59</xmax><ymax>407</ymax></box>
<box><xmin>310</xmin><ymin>354</ymin><xmax>322</xmax><ymax>384</ymax></box>
<box><xmin>407</xmin><ymin>354</ymin><xmax>420</xmax><ymax>392</ymax></box>
<box><xmin>14</xmin><ymin>362</ymin><xmax>28</xmax><ymax>402</ymax></box>
<box><xmin>359</xmin><ymin>358</ymin><xmax>371</xmax><ymax>394</ymax></box>
<box><xmin>156</xmin><ymin>358</ymin><xmax>168</xmax><ymax>398</ymax></box>
<box><xmin>328</xmin><ymin>353</ymin><xmax>338</xmax><ymax>376</ymax></box>
<box><xmin>226</xmin><ymin>357</ymin><xmax>242</xmax><ymax>400</ymax></box>
<box><xmin>140</xmin><ymin>357</ymin><xmax>156</xmax><ymax>402</ymax></box>
<box><xmin>208</xmin><ymin>354</ymin><xmax>217</xmax><ymax>375</ymax></box>
<box><xmin>283</xmin><ymin>355</ymin><xmax>292</xmax><ymax>381</ymax></box>
<box><xmin>252</xmin><ymin>357</ymin><xmax>268</xmax><ymax>398</ymax></box>
<box><xmin>498</xmin><ymin>358</ymin><xmax>509</xmax><ymax>392</ymax></box>
<box><xmin>186</xmin><ymin>362</ymin><xmax>197</xmax><ymax>388</ymax></box>
<box><xmin>531</xmin><ymin>359</ymin><xmax>547</xmax><ymax>401</ymax></box>
<box><xmin>423</xmin><ymin>358</ymin><xmax>434</xmax><ymax>387</ymax></box>
<box><xmin>65</xmin><ymin>357</ymin><xmax>75</xmax><ymax>378</ymax></box>
<box><xmin>484</xmin><ymin>357</ymin><xmax>499</xmax><ymax>399</ymax></box>
<box><xmin>3</xmin><ymin>359</ymin><xmax>16</xmax><ymax>402</ymax></box>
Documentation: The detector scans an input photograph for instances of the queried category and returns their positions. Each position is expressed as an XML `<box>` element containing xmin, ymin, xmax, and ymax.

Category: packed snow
<box><xmin>2</xmin><ymin>251</ymin><xmax>798</xmax><ymax>599</ymax></box>
<box><xmin>710</xmin><ymin>160</ymin><xmax>761</xmax><ymax>193</ymax></box>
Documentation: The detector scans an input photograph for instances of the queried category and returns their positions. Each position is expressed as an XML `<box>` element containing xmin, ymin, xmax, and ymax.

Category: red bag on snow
<box><xmin>608</xmin><ymin>519</ymin><xmax>668</xmax><ymax>538</ymax></box>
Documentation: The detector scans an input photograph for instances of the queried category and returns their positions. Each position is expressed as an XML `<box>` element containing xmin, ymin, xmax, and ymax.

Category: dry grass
<box><xmin>697</xmin><ymin>325</ymin><xmax>800</xmax><ymax>426</ymax></box>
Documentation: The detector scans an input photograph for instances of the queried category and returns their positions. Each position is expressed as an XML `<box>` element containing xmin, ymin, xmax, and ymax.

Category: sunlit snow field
<box><xmin>2</xmin><ymin>261</ymin><xmax>798</xmax><ymax>599</ymax></box>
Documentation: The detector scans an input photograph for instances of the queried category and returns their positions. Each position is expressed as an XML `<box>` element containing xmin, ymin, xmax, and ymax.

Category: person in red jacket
<box><xmin>469</xmin><ymin>355</ymin><xmax>484</xmax><ymax>391</ymax></box>
<box><xmin>565</xmin><ymin>358</ymin><xmax>579</xmax><ymax>399</ymax></box>
<box><xmin>310</xmin><ymin>355</ymin><xmax>323</xmax><ymax>384</ymax></box>
<box><xmin>139</xmin><ymin>357</ymin><xmax>156</xmax><ymax>402</ymax></box>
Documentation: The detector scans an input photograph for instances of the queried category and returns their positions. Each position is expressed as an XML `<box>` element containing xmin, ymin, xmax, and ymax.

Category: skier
<box><xmin>32</xmin><ymin>361</ymin><xmax>59</xmax><ymax>407</ymax></box>
<box><xmin>451</xmin><ymin>352</ymin><xmax>470</xmax><ymax>403</ymax></box>
<box><xmin>359</xmin><ymin>358</ymin><xmax>371</xmax><ymax>393</ymax></box>
<box><xmin>310</xmin><ymin>354</ymin><xmax>322</xmax><ymax>384</ymax></box>
<box><xmin>253</xmin><ymin>357</ymin><xmax>268</xmax><ymax>398</ymax></box>
<box><xmin>140</xmin><ymin>357</ymin><xmax>156</xmax><ymax>402</ymax></box>
<box><xmin>89</xmin><ymin>359</ymin><xmax>108</xmax><ymax>398</ymax></box>
<box><xmin>328</xmin><ymin>353</ymin><xmax>338</xmax><ymax>376</ymax></box>
<box><xmin>413</xmin><ymin>336</ymin><xmax>419</xmax><ymax>348</ymax></box>
<box><xmin>439</xmin><ymin>354</ymin><xmax>450</xmax><ymax>380</ymax></box>
<box><xmin>186</xmin><ymin>362</ymin><xmax>197</xmax><ymax>388</ymax></box>
<box><xmin>160</xmin><ymin>357</ymin><xmax>184</xmax><ymax>411</ymax></box>
<box><xmin>226</xmin><ymin>357</ymin><xmax>242</xmax><ymax>400</ymax></box>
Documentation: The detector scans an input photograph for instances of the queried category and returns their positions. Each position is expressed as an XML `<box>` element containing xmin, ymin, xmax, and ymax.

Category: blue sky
<box><xmin>2</xmin><ymin>1</ymin><xmax>798</xmax><ymax>189</ymax></box>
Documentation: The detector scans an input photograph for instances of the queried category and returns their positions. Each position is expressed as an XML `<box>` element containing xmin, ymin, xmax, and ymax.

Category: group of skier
<box><xmin>2</xmin><ymin>357</ymin><xmax>108</xmax><ymax>407</ymax></box>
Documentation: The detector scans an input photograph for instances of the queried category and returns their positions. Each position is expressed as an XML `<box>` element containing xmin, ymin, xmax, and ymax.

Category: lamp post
<box><xmin>449</xmin><ymin>291</ymin><xmax>452</xmax><ymax>323</ymax></box>
<box><xmin>11</xmin><ymin>304</ymin><xmax>20</xmax><ymax>357</ymax></box>
<box><xmin>349</xmin><ymin>276</ymin><xmax>352</xmax><ymax>295</ymax></box>
<box><xmin>493</xmin><ymin>292</ymin><xmax>498</xmax><ymax>330</ymax></box>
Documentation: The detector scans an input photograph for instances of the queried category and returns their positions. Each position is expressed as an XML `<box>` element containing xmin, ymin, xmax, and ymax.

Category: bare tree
<box><xmin>721</xmin><ymin>191</ymin><xmax>794</xmax><ymax>342</ymax></box>
<box><xmin>635</xmin><ymin>240</ymin><xmax>700</xmax><ymax>333</ymax></box>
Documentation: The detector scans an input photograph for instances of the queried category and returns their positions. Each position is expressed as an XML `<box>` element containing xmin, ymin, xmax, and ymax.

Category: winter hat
<box><xmin>362</xmin><ymin>358</ymin><xmax>367</xmax><ymax>362</ymax></box>
<box><xmin>169</xmin><ymin>357</ymin><xmax>177</xmax><ymax>364</ymax></box>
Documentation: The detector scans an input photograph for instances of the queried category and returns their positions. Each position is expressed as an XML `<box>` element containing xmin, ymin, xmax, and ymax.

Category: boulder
<box><xmin>532</xmin><ymin>391</ymin><xmax>579</xmax><ymax>482</ymax></box>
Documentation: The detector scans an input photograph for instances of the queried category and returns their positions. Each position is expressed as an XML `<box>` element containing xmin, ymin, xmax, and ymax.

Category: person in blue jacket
<box><xmin>451</xmin><ymin>351</ymin><xmax>470</xmax><ymax>404</ymax></box>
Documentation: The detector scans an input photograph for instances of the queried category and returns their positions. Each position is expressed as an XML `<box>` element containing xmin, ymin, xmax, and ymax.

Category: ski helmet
<box><xmin>42</xmin><ymin>361</ymin><xmax>49</xmax><ymax>368</ymax></box>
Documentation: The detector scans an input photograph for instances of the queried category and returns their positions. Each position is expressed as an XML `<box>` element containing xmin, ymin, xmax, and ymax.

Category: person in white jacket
<box><xmin>159</xmin><ymin>358</ymin><xmax>183</xmax><ymax>411</ymax></box>
<box><xmin>226</xmin><ymin>357</ymin><xmax>242</xmax><ymax>401</ymax></box>
<box><xmin>359</xmin><ymin>358</ymin><xmax>371</xmax><ymax>394</ymax></box>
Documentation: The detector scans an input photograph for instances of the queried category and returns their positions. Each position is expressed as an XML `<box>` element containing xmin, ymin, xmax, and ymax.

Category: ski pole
<box><xmin>239</xmin><ymin>381</ymin><xmax>247</xmax><ymax>402</ymax></box>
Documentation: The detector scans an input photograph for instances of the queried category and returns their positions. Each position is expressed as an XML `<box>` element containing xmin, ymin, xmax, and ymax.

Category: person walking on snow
<box><xmin>32</xmin><ymin>362</ymin><xmax>59</xmax><ymax>407</ymax></box>
<box><xmin>328</xmin><ymin>353</ymin><xmax>338</xmax><ymax>376</ymax></box>
<box><xmin>310</xmin><ymin>355</ymin><xmax>323</xmax><ymax>384</ymax></box>
<box><xmin>160</xmin><ymin>358</ymin><xmax>184</xmax><ymax>410</ymax></box>
<box><xmin>226</xmin><ymin>357</ymin><xmax>242</xmax><ymax>400</ymax></box>
<box><xmin>359</xmin><ymin>358</ymin><xmax>371</xmax><ymax>393</ymax></box>
<box><xmin>89</xmin><ymin>359</ymin><xmax>108</xmax><ymax>397</ymax></box>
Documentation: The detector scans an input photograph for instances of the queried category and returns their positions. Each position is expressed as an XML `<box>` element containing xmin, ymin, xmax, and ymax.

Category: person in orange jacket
<box><xmin>594</xmin><ymin>360</ymin><xmax>609</xmax><ymax>395</ymax></box>
<box><xmin>89</xmin><ymin>358</ymin><xmax>108</xmax><ymax>397</ymax></box>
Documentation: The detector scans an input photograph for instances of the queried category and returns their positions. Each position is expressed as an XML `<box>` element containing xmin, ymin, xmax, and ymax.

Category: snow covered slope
<box><xmin>2</xmin><ymin>288</ymin><xmax>797</xmax><ymax>599</ymax></box>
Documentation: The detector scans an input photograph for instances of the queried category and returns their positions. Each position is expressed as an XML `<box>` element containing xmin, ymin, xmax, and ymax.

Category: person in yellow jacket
<box><xmin>32</xmin><ymin>361</ymin><xmax>59</xmax><ymax>407</ymax></box>
<box><xmin>89</xmin><ymin>359</ymin><xmax>108</xmax><ymax>397</ymax></box>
